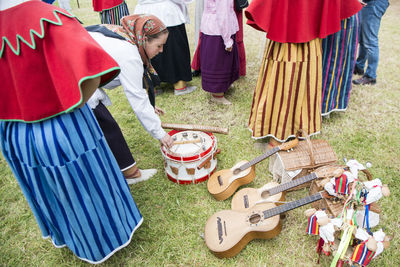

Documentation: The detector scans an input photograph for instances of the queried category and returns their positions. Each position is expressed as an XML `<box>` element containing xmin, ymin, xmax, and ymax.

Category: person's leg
<box><xmin>355</xmin><ymin>7</ymin><xmax>369</xmax><ymax>72</ymax></box>
<box><xmin>93</xmin><ymin>103</ymin><xmax>156</xmax><ymax>183</ymax></box>
<box><xmin>173</xmin><ymin>80</ymin><xmax>197</xmax><ymax>95</ymax></box>
<box><xmin>211</xmin><ymin>92</ymin><xmax>232</xmax><ymax>105</ymax></box>
<box><xmin>363</xmin><ymin>0</ymin><xmax>389</xmax><ymax>79</ymax></box>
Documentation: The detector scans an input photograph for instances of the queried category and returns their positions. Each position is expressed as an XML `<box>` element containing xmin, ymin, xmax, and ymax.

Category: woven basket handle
<box><xmin>359</xmin><ymin>169</ymin><xmax>373</xmax><ymax>181</ymax></box>
<box><xmin>297</xmin><ymin>130</ymin><xmax>315</xmax><ymax>167</ymax></box>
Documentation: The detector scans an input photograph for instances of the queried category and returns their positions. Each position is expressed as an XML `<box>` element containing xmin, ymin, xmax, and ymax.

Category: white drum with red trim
<box><xmin>161</xmin><ymin>130</ymin><xmax>219</xmax><ymax>184</ymax></box>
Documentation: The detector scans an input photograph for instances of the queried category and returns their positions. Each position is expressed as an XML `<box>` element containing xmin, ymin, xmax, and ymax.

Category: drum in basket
<box><xmin>161</xmin><ymin>130</ymin><xmax>219</xmax><ymax>184</ymax></box>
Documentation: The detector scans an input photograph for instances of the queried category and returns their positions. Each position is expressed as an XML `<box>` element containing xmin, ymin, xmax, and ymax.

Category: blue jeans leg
<box><xmin>355</xmin><ymin>0</ymin><xmax>389</xmax><ymax>79</ymax></box>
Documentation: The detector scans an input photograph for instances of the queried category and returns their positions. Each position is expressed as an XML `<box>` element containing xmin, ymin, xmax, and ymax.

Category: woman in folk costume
<box><xmin>134</xmin><ymin>0</ymin><xmax>196</xmax><ymax>95</ymax></box>
<box><xmin>321</xmin><ymin>13</ymin><xmax>361</xmax><ymax>116</ymax></box>
<box><xmin>191</xmin><ymin>0</ymin><xmax>246</xmax><ymax>78</ymax></box>
<box><xmin>0</xmin><ymin>0</ymin><xmax>142</xmax><ymax>263</ymax></box>
<box><xmin>92</xmin><ymin>0</ymin><xmax>130</xmax><ymax>25</ymax></box>
<box><xmin>86</xmin><ymin>15</ymin><xmax>173</xmax><ymax>184</ymax></box>
<box><xmin>246</xmin><ymin>0</ymin><xmax>362</xmax><ymax>146</ymax></box>
<box><xmin>199</xmin><ymin>0</ymin><xmax>239</xmax><ymax>105</ymax></box>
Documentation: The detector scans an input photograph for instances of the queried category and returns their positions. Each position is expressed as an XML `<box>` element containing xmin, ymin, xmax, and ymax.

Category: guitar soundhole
<box><xmin>217</xmin><ymin>175</ymin><xmax>223</xmax><ymax>186</ymax></box>
<box><xmin>249</xmin><ymin>213</ymin><xmax>261</xmax><ymax>224</ymax></box>
<box><xmin>261</xmin><ymin>190</ymin><xmax>271</xmax><ymax>199</ymax></box>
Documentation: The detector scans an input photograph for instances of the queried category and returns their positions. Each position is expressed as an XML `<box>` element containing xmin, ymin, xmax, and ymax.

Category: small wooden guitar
<box><xmin>231</xmin><ymin>165</ymin><xmax>344</xmax><ymax>210</ymax></box>
<box><xmin>204</xmin><ymin>191</ymin><xmax>329</xmax><ymax>258</ymax></box>
<box><xmin>207</xmin><ymin>138</ymin><xmax>298</xmax><ymax>201</ymax></box>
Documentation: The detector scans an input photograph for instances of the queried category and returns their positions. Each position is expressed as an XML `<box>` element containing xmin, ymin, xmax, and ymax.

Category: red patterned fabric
<box><xmin>335</xmin><ymin>174</ymin><xmax>349</xmax><ymax>195</ymax></box>
<box><xmin>245</xmin><ymin>0</ymin><xmax>363</xmax><ymax>43</ymax></box>
<box><xmin>307</xmin><ymin>214</ymin><xmax>319</xmax><ymax>235</ymax></box>
<box><xmin>92</xmin><ymin>0</ymin><xmax>124</xmax><ymax>12</ymax></box>
<box><xmin>351</xmin><ymin>242</ymin><xmax>376</xmax><ymax>266</ymax></box>
<box><xmin>0</xmin><ymin>1</ymin><xmax>120</xmax><ymax>122</ymax></box>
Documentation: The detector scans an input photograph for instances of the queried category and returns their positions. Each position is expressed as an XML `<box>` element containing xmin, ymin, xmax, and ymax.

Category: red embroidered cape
<box><xmin>92</xmin><ymin>0</ymin><xmax>124</xmax><ymax>12</ymax></box>
<box><xmin>0</xmin><ymin>1</ymin><xmax>120</xmax><ymax>122</ymax></box>
<box><xmin>245</xmin><ymin>0</ymin><xmax>363</xmax><ymax>43</ymax></box>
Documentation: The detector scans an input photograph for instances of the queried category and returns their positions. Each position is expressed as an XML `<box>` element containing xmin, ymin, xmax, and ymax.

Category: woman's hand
<box><xmin>159</xmin><ymin>133</ymin><xmax>173</xmax><ymax>148</ymax></box>
<box><xmin>154</xmin><ymin>106</ymin><xmax>165</xmax><ymax>116</ymax></box>
<box><xmin>225</xmin><ymin>46</ymin><xmax>232</xmax><ymax>52</ymax></box>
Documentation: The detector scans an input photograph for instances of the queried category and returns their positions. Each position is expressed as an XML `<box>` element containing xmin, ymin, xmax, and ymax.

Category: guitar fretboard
<box><xmin>239</xmin><ymin>147</ymin><xmax>280</xmax><ymax>171</ymax></box>
<box><xmin>267</xmin><ymin>173</ymin><xmax>318</xmax><ymax>195</ymax></box>
<box><xmin>263</xmin><ymin>193</ymin><xmax>322</xmax><ymax>219</ymax></box>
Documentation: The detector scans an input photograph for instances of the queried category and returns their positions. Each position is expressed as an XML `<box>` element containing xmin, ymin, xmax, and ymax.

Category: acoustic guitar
<box><xmin>207</xmin><ymin>138</ymin><xmax>298</xmax><ymax>201</ymax></box>
<box><xmin>204</xmin><ymin>191</ymin><xmax>329</xmax><ymax>258</ymax></box>
<box><xmin>231</xmin><ymin>165</ymin><xmax>344</xmax><ymax>210</ymax></box>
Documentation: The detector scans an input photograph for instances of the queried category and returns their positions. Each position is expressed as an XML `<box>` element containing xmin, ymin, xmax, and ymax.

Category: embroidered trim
<box><xmin>0</xmin><ymin>9</ymin><xmax>76</xmax><ymax>58</ymax></box>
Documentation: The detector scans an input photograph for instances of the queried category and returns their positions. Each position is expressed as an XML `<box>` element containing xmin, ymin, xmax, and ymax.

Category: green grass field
<box><xmin>1</xmin><ymin>0</ymin><xmax>399</xmax><ymax>266</ymax></box>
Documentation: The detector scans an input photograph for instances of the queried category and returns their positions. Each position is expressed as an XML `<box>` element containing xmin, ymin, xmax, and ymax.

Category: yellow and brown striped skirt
<box><xmin>249</xmin><ymin>38</ymin><xmax>322</xmax><ymax>142</ymax></box>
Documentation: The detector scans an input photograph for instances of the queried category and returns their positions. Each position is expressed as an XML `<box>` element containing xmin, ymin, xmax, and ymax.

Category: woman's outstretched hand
<box><xmin>159</xmin><ymin>133</ymin><xmax>173</xmax><ymax>148</ymax></box>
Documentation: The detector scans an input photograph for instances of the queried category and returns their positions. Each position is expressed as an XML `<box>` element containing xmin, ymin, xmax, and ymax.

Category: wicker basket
<box><xmin>309</xmin><ymin>168</ymin><xmax>375</xmax><ymax>217</ymax></box>
<box><xmin>269</xmin><ymin>132</ymin><xmax>337</xmax><ymax>190</ymax></box>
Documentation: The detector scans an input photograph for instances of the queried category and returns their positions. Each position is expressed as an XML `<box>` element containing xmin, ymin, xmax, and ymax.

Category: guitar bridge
<box><xmin>217</xmin><ymin>217</ymin><xmax>224</xmax><ymax>244</ymax></box>
<box><xmin>243</xmin><ymin>195</ymin><xmax>249</xmax><ymax>208</ymax></box>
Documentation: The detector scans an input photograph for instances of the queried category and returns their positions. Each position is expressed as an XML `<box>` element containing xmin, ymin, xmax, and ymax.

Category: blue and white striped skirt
<box><xmin>0</xmin><ymin>105</ymin><xmax>142</xmax><ymax>264</ymax></box>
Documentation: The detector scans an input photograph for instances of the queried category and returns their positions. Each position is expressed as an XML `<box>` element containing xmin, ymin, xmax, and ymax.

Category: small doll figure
<box><xmin>351</xmin><ymin>228</ymin><xmax>389</xmax><ymax>266</ymax></box>
<box><xmin>305</xmin><ymin>209</ymin><xmax>342</xmax><ymax>254</ymax></box>
<box><xmin>362</xmin><ymin>178</ymin><xmax>390</xmax><ymax>205</ymax></box>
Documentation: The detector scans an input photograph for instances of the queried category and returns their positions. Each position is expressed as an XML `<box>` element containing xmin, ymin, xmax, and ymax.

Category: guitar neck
<box><xmin>267</xmin><ymin>173</ymin><xmax>318</xmax><ymax>196</ymax></box>
<box><xmin>239</xmin><ymin>147</ymin><xmax>280</xmax><ymax>171</ymax></box>
<box><xmin>263</xmin><ymin>193</ymin><xmax>323</xmax><ymax>219</ymax></box>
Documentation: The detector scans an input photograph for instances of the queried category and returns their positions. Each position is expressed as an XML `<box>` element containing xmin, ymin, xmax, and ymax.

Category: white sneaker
<box><xmin>174</xmin><ymin>85</ymin><xmax>197</xmax><ymax>96</ymax></box>
<box><xmin>126</xmin><ymin>169</ymin><xmax>157</xmax><ymax>185</ymax></box>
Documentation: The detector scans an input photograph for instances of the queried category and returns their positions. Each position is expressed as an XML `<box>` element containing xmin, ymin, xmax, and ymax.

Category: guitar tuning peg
<box><xmin>366</xmin><ymin>162</ymin><xmax>372</xmax><ymax>168</ymax></box>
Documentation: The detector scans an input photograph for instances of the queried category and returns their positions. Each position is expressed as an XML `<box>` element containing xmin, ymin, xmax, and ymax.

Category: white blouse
<box><xmin>88</xmin><ymin>32</ymin><xmax>166</xmax><ymax>140</ymax></box>
<box><xmin>134</xmin><ymin>0</ymin><xmax>193</xmax><ymax>27</ymax></box>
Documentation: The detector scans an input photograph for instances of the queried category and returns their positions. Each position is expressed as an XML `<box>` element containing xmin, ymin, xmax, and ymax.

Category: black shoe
<box><xmin>353</xmin><ymin>66</ymin><xmax>364</xmax><ymax>76</ymax></box>
<box><xmin>352</xmin><ymin>76</ymin><xmax>376</xmax><ymax>85</ymax></box>
<box><xmin>192</xmin><ymin>70</ymin><xmax>201</xmax><ymax>77</ymax></box>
